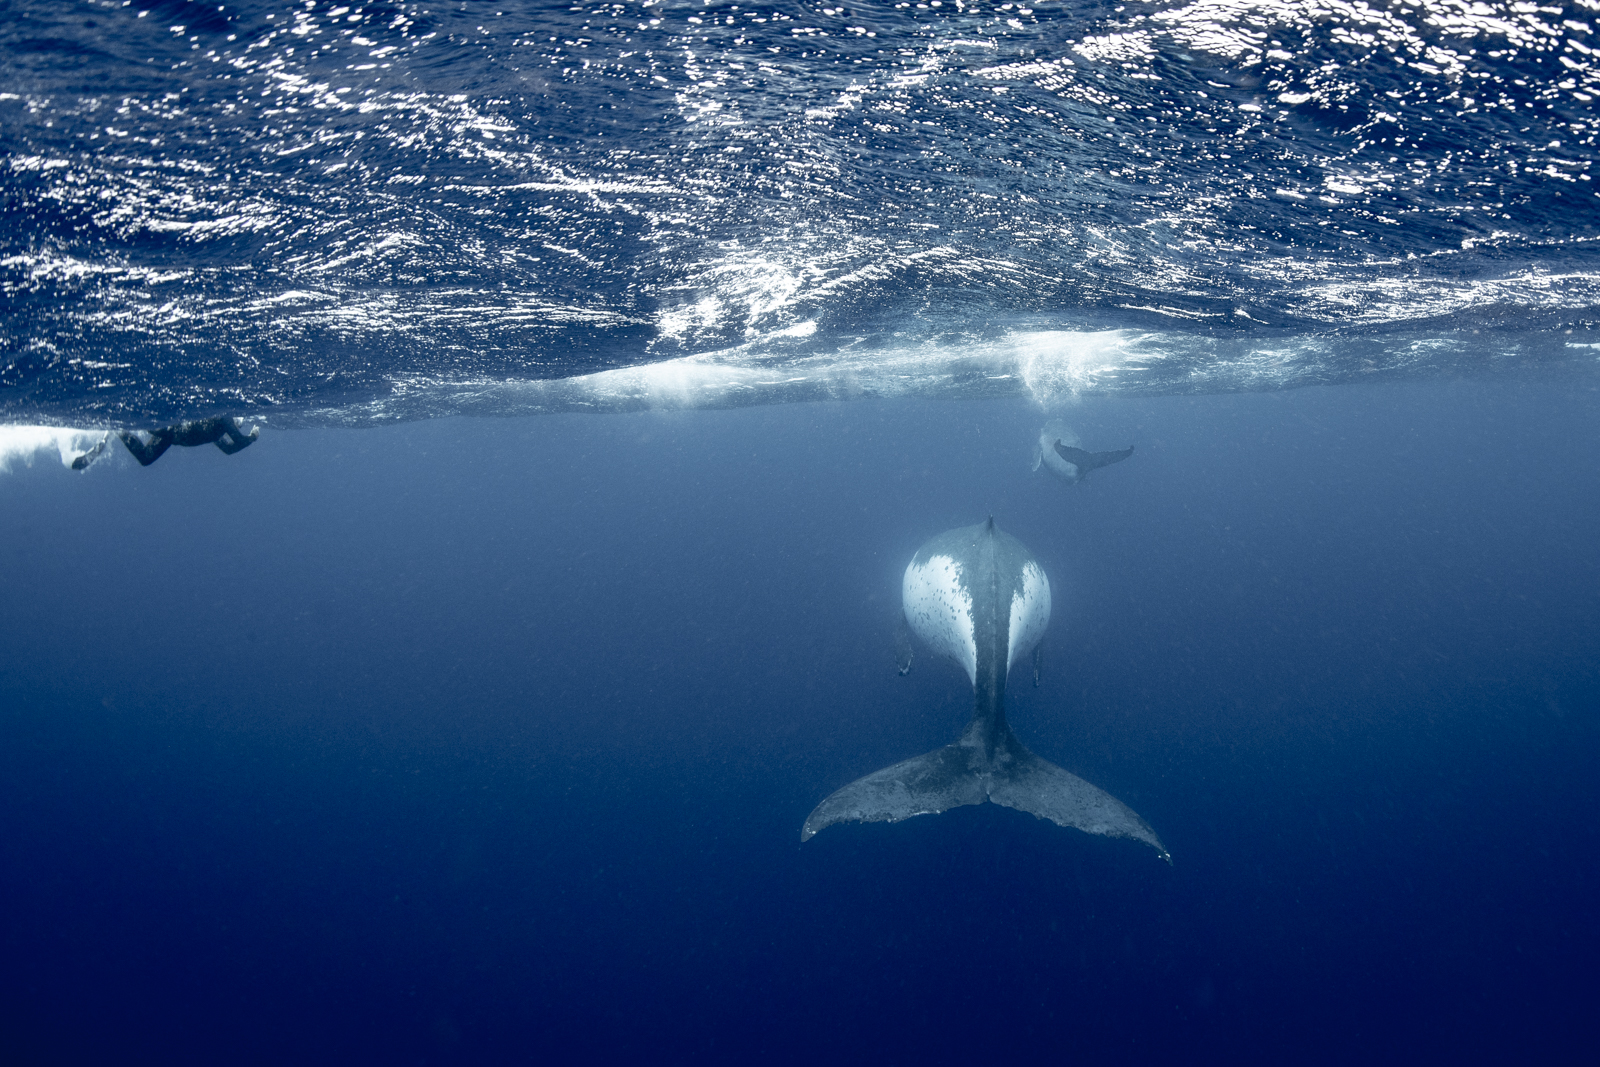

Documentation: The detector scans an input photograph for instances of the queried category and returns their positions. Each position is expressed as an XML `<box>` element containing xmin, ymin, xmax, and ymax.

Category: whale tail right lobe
<box><xmin>801</xmin><ymin>726</ymin><xmax>1169</xmax><ymax>862</ymax></box>
<box><xmin>1052</xmin><ymin>443</ymin><xmax>1134</xmax><ymax>478</ymax></box>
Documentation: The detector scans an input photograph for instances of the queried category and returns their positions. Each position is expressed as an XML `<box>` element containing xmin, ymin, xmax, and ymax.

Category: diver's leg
<box><xmin>213</xmin><ymin>417</ymin><xmax>260</xmax><ymax>455</ymax></box>
<box><xmin>119</xmin><ymin>430</ymin><xmax>174</xmax><ymax>466</ymax></box>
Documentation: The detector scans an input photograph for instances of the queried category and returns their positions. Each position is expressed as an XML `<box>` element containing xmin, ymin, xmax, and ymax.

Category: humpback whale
<box><xmin>802</xmin><ymin>519</ymin><xmax>1169</xmax><ymax>861</ymax></box>
<box><xmin>1032</xmin><ymin>419</ymin><xmax>1133</xmax><ymax>484</ymax></box>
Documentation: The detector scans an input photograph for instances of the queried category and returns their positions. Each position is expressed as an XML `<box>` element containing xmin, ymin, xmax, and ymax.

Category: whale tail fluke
<box><xmin>988</xmin><ymin>746</ymin><xmax>1170</xmax><ymax>863</ymax></box>
<box><xmin>1052</xmin><ymin>442</ymin><xmax>1134</xmax><ymax>478</ymax></box>
<box><xmin>801</xmin><ymin>728</ymin><xmax>1169</xmax><ymax>862</ymax></box>
<box><xmin>801</xmin><ymin>745</ymin><xmax>985</xmax><ymax>842</ymax></box>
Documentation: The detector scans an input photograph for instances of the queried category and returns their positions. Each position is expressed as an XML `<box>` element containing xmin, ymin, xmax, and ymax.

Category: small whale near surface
<box><xmin>1032</xmin><ymin>420</ymin><xmax>1134</xmax><ymax>485</ymax></box>
<box><xmin>802</xmin><ymin>518</ymin><xmax>1169</xmax><ymax>862</ymax></box>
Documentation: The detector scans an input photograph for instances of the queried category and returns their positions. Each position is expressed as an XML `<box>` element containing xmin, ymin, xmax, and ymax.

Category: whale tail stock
<box><xmin>800</xmin><ymin>723</ymin><xmax>1170</xmax><ymax>863</ymax></box>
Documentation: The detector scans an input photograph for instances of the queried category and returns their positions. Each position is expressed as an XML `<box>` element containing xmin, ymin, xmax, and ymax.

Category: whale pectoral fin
<box><xmin>989</xmin><ymin>746</ymin><xmax>1171</xmax><ymax>863</ymax></box>
<box><xmin>1031</xmin><ymin>445</ymin><xmax>1042</xmax><ymax>472</ymax></box>
<box><xmin>894</xmin><ymin>612</ymin><xmax>915</xmax><ymax>676</ymax></box>
<box><xmin>801</xmin><ymin>745</ymin><xmax>985</xmax><ymax>841</ymax></box>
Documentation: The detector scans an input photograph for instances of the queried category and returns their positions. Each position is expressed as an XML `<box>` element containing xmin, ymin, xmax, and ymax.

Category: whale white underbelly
<box><xmin>1006</xmin><ymin>560</ymin><xmax>1051</xmax><ymax>672</ymax></box>
<box><xmin>902</xmin><ymin>553</ymin><xmax>977</xmax><ymax>684</ymax></box>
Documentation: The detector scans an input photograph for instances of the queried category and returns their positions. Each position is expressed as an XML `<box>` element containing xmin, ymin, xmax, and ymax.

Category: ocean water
<box><xmin>3</xmin><ymin>1</ymin><xmax>1599</xmax><ymax>1063</ymax></box>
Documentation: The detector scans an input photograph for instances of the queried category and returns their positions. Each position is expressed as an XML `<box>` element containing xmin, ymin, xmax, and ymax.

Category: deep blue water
<box><xmin>5</xmin><ymin>0</ymin><xmax>1600</xmax><ymax>1063</ymax></box>
<box><xmin>3</xmin><ymin>382</ymin><xmax>1598</xmax><ymax>1062</ymax></box>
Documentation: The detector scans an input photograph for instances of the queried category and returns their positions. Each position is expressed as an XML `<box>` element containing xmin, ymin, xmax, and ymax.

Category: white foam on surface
<box><xmin>0</xmin><ymin>426</ymin><xmax>109</xmax><ymax>473</ymax></box>
<box><xmin>903</xmin><ymin>554</ymin><xmax>977</xmax><ymax>686</ymax></box>
<box><xmin>276</xmin><ymin>324</ymin><xmax>1593</xmax><ymax>428</ymax></box>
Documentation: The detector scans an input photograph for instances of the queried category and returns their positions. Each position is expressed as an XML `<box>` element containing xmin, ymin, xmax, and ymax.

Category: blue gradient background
<box><xmin>3</xmin><ymin>380</ymin><xmax>1597</xmax><ymax>1063</ymax></box>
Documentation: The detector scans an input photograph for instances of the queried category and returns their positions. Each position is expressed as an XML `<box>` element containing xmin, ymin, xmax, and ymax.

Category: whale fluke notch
<box><xmin>1052</xmin><ymin>442</ymin><xmax>1134</xmax><ymax>478</ymax></box>
<box><xmin>801</xmin><ymin>723</ymin><xmax>1168</xmax><ymax>860</ymax></box>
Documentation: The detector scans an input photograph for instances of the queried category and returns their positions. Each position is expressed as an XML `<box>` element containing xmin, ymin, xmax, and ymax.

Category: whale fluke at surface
<box><xmin>802</xmin><ymin>519</ymin><xmax>1169</xmax><ymax>862</ymax></box>
<box><xmin>1032</xmin><ymin>419</ymin><xmax>1134</xmax><ymax>485</ymax></box>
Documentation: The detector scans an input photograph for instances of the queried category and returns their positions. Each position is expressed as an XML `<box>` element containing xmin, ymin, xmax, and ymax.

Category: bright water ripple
<box><xmin>3</xmin><ymin>0</ymin><xmax>1598</xmax><ymax>424</ymax></box>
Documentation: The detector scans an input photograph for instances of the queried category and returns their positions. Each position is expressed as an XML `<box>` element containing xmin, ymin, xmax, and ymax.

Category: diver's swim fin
<box><xmin>69</xmin><ymin>435</ymin><xmax>109</xmax><ymax>471</ymax></box>
<box><xmin>801</xmin><ymin>724</ymin><xmax>1169</xmax><ymax>861</ymax></box>
<box><xmin>1053</xmin><ymin>442</ymin><xmax>1134</xmax><ymax>477</ymax></box>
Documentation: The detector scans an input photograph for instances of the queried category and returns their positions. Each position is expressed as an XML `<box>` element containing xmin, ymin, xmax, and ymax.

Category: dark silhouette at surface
<box><xmin>119</xmin><ymin>418</ymin><xmax>259</xmax><ymax>467</ymax></box>
<box><xmin>1051</xmin><ymin>441</ymin><xmax>1133</xmax><ymax>482</ymax></box>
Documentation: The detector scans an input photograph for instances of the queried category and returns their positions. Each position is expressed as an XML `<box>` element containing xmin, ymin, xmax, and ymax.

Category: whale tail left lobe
<box><xmin>801</xmin><ymin>725</ymin><xmax>1169</xmax><ymax>862</ymax></box>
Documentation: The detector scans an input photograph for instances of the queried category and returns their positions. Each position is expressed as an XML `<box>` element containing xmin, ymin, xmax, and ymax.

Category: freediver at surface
<box><xmin>1031</xmin><ymin>418</ymin><xmax>1133</xmax><ymax>485</ymax></box>
<box><xmin>116</xmin><ymin>417</ymin><xmax>260</xmax><ymax>467</ymax></box>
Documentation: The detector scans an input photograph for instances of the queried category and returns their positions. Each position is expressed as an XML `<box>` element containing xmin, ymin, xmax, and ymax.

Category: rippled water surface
<box><xmin>3</xmin><ymin>0</ymin><xmax>1598</xmax><ymax>423</ymax></box>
